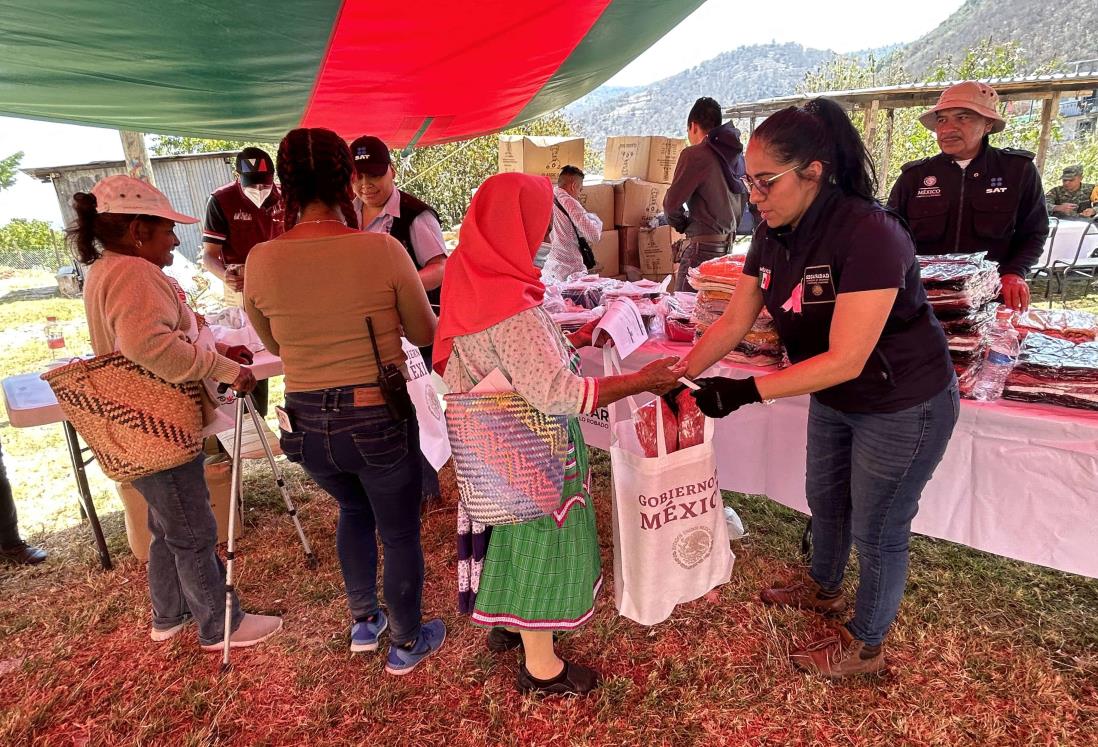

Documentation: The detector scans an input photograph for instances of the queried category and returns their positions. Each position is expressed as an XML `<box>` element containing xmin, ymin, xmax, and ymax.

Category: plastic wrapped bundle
<box><xmin>919</xmin><ymin>254</ymin><xmax>1001</xmax><ymax>315</ymax></box>
<box><xmin>1011</xmin><ymin>306</ymin><xmax>1098</xmax><ymax>344</ymax></box>
<box><xmin>634</xmin><ymin>398</ymin><xmax>678</xmax><ymax>457</ymax></box>
<box><xmin>688</xmin><ymin>254</ymin><xmax>746</xmax><ymax>293</ymax></box>
<box><xmin>1002</xmin><ymin>333</ymin><xmax>1098</xmax><ymax>410</ymax></box>
<box><xmin>675</xmin><ymin>389</ymin><xmax>705</xmax><ymax>450</ymax></box>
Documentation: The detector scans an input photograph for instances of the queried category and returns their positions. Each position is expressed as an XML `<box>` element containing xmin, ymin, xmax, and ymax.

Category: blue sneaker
<box><xmin>384</xmin><ymin>618</ymin><xmax>446</xmax><ymax>675</ymax></box>
<box><xmin>350</xmin><ymin>610</ymin><xmax>388</xmax><ymax>653</ymax></box>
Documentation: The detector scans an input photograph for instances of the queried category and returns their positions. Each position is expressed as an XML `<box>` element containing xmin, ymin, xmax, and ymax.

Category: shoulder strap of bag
<box><xmin>365</xmin><ymin>316</ymin><xmax>385</xmax><ymax>375</ymax></box>
<box><xmin>553</xmin><ymin>197</ymin><xmax>583</xmax><ymax>243</ymax></box>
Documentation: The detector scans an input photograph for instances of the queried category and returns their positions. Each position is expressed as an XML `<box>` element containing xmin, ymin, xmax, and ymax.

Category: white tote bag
<box><xmin>402</xmin><ymin>338</ymin><xmax>452</xmax><ymax>471</ymax></box>
<box><xmin>606</xmin><ymin>348</ymin><xmax>734</xmax><ymax>626</ymax></box>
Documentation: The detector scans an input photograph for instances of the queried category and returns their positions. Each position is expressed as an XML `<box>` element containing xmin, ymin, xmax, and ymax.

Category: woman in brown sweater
<box><xmin>244</xmin><ymin>128</ymin><xmax>443</xmax><ymax>675</ymax></box>
<box><xmin>74</xmin><ymin>175</ymin><xmax>282</xmax><ymax>652</ymax></box>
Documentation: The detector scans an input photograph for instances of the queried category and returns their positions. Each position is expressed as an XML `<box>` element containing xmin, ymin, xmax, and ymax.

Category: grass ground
<box><xmin>0</xmin><ymin>455</ymin><xmax>1095</xmax><ymax>746</ymax></box>
<box><xmin>1</xmin><ymin>273</ymin><xmax>1096</xmax><ymax>745</ymax></box>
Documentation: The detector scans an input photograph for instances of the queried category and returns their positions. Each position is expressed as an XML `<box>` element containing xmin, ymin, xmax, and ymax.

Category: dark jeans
<box><xmin>806</xmin><ymin>380</ymin><xmax>959</xmax><ymax>645</ymax></box>
<box><xmin>281</xmin><ymin>387</ymin><xmax>424</xmax><ymax>645</ymax></box>
<box><xmin>251</xmin><ymin>378</ymin><xmax>269</xmax><ymax>418</ymax></box>
<box><xmin>0</xmin><ymin>437</ymin><xmax>21</xmax><ymax>548</ymax></box>
<box><xmin>673</xmin><ymin>239</ymin><xmax>730</xmax><ymax>292</ymax></box>
<box><xmin>132</xmin><ymin>453</ymin><xmax>243</xmax><ymax>644</ymax></box>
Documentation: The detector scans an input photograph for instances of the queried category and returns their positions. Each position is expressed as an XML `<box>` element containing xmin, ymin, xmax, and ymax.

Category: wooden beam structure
<box><xmin>879</xmin><ymin>108</ymin><xmax>895</xmax><ymax>199</ymax></box>
<box><xmin>1035</xmin><ymin>92</ymin><xmax>1063</xmax><ymax>174</ymax></box>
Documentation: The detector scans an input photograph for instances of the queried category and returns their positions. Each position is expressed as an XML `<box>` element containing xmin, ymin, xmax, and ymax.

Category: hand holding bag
<box><xmin>605</xmin><ymin>346</ymin><xmax>734</xmax><ymax>625</ymax></box>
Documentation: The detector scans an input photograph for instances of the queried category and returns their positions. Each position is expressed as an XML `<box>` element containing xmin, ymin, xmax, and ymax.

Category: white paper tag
<box><xmin>470</xmin><ymin>368</ymin><xmax>516</xmax><ymax>394</ymax></box>
<box><xmin>275</xmin><ymin>406</ymin><xmax>293</xmax><ymax>432</ymax></box>
<box><xmin>594</xmin><ymin>297</ymin><xmax>648</xmax><ymax>359</ymax></box>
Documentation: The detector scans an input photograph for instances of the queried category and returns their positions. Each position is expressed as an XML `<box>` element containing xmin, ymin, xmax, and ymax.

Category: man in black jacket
<box><xmin>888</xmin><ymin>81</ymin><xmax>1048</xmax><ymax>310</ymax></box>
<box><xmin>664</xmin><ymin>96</ymin><xmax>746</xmax><ymax>291</ymax></box>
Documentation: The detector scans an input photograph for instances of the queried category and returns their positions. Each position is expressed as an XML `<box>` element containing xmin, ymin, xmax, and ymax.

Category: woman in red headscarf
<box><xmin>436</xmin><ymin>172</ymin><xmax>684</xmax><ymax>695</ymax></box>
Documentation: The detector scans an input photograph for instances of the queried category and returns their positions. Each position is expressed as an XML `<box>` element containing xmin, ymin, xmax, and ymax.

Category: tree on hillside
<box><xmin>798</xmin><ymin>40</ymin><xmax>1086</xmax><ymax>194</ymax></box>
<box><xmin>0</xmin><ymin>151</ymin><xmax>24</xmax><ymax>191</ymax></box>
<box><xmin>396</xmin><ymin>112</ymin><xmax>585</xmax><ymax>229</ymax></box>
<box><xmin>144</xmin><ymin>114</ymin><xmax>591</xmax><ymax>230</ymax></box>
<box><xmin>148</xmin><ymin>136</ymin><xmax>276</xmax><ymax>157</ymax></box>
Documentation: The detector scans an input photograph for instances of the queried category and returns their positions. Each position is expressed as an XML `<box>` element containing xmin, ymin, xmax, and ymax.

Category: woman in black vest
<box><xmin>682</xmin><ymin>98</ymin><xmax>958</xmax><ymax>678</ymax></box>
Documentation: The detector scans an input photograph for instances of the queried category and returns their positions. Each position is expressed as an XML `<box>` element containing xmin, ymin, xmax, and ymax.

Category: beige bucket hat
<box><xmin>919</xmin><ymin>81</ymin><xmax>1006</xmax><ymax>134</ymax></box>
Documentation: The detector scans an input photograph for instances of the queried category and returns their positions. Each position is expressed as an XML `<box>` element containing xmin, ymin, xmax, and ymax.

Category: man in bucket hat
<box><xmin>888</xmin><ymin>81</ymin><xmax>1048</xmax><ymax>310</ymax></box>
<box><xmin>1045</xmin><ymin>165</ymin><xmax>1095</xmax><ymax>218</ymax></box>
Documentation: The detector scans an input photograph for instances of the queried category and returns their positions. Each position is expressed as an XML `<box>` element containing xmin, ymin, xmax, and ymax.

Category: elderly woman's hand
<box><xmin>635</xmin><ymin>356</ymin><xmax>688</xmax><ymax>395</ymax></box>
<box><xmin>231</xmin><ymin>367</ymin><xmax>258</xmax><ymax>394</ymax></box>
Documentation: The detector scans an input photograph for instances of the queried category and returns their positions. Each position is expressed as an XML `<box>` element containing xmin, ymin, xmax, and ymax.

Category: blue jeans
<box><xmin>132</xmin><ymin>454</ymin><xmax>243</xmax><ymax>645</ymax></box>
<box><xmin>281</xmin><ymin>388</ymin><xmax>424</xmax><ymax>645</ymax></box>
<box><xmin>806</xmin><ymin>380</ymin><xmax>959</xmax><ymax>645</ymax></box>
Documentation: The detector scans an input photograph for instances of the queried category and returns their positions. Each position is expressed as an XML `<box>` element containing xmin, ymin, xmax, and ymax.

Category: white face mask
<box><xmin>243</xmin><ymin>185</ymin><xmax>272</xmax><ymax>208</ymax></box>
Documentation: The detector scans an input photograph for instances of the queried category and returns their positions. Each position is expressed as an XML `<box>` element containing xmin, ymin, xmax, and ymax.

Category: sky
<box><xmin>0</xmin><ymin>0</ymin><xmax>964</xmax><ymax>227</ymax></box>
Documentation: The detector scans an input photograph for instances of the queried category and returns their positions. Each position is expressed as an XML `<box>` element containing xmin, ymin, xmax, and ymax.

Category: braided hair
<box><xmin>65</xmin><ymin>192</ymin><xmax>160</xmax><ymax>265</ymax></box>
<box><xmin>276</xmin><ymin>128</ymin><xmax>359</xmax><ymax>230</ymax></box>
<box><xmin>753</xmin><ymin>97</ymin><xmax>877</xmax><ymax>202</ymax></box>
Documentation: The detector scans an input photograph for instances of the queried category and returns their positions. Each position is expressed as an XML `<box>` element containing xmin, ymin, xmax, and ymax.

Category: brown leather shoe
<box><xmin>790</xmin><ymin>626</ymin><xmax>885</xmax><ymax>679</ymax></box>
<box><xmin>760</xmin><ymin>577</ymin><xmax>848</xmax><ymax>615</ymax></box>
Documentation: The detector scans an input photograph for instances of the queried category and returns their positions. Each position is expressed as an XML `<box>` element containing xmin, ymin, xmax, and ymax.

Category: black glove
<box><xmin>691</xmin><ymin>376</ymin><xmax>762</xmax><ymax>418</ymax></box>
<box><xmin>661</xmin><ymin>384</ymin><xmax>686</xmax><ymax>415</ymax></box>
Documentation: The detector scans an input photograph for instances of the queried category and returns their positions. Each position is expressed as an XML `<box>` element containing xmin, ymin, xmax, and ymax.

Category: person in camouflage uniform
<box><xmin>1046</xmin><ymin>165</ymin><xmax>1096</xmax><ymax>218</ymax></box>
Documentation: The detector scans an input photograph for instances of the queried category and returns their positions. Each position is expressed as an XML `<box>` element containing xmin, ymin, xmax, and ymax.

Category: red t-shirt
<box><xmin>202</xmin><ymin>182</ymin><xmax>284</xmax><ymax>265</ymax></box>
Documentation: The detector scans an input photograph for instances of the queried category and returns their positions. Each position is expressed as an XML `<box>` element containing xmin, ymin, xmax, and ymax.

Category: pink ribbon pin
<box><xmin>781</xmin><ymin>282</ymin><xmax>803</xmax><ymax>314</ymax></box>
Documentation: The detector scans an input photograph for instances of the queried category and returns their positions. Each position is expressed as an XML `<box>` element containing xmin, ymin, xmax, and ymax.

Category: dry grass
<box><xmin>1</xmin><ymin>453</ymin><xmax>1096</xmax><ymax>747</ymax></box>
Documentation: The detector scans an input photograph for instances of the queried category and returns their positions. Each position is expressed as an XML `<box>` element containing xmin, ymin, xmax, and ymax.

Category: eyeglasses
<box><xmin>740</xmin><ymin>164</ymin><xmax>803</xmax><ymax>196</ymax></box>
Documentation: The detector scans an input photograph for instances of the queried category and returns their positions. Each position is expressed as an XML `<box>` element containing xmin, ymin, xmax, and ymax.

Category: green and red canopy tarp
<box><xmin>0</xmin><ymin>0</ymin><xmax>703</xmax><ymax>146</ymax></box>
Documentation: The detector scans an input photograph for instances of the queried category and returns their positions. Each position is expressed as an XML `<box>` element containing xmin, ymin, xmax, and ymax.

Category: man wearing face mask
<box><xmin>202</xmin><ymin>147</ymin><xmax>284</xmax><ymax>414</ymax></box>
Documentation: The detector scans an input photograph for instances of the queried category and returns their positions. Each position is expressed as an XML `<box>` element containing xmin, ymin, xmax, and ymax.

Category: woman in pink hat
<box><xmin>888</xmin><ymin>81</ymin><xmax>1049</xmax><ymax>310</ymax></box>
<box><xmin>69</xmin><ymin>175</ymin><xmax>282</xmax><ymax>652</ymax></box>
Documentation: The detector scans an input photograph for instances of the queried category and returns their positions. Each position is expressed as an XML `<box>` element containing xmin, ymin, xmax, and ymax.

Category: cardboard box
<box><xmin>116</xmin><ymin>458</ymin><xmax>240</xmax><ymax>562</ymax></box>
<box><xmin>604</xmin><ymin>136</ymin><xmax>686</xmax><ymax>183</ymax></box>
<box><xmin>637</xmin><ymin>225</ymin><xmax>683</xmax><ymax>276</ymax></box>
<box><xmin>611</xmin><ymin>178</ymin><xmax>670</xmax><ymax>227</ymax></box>
<box><xmin>647</xmin><ymin>136</ymin><xmax>686</xmax><ymax>184</ymax></box>
<box><xmin>577</xmin><ymin>183</ymin><xmax>615</xmax><ymax>227</ymax></box>
<box><xmin>619</xmin><ymin>227</ymin><xmax>641</xmax><ymax>281</ymax></box>
<box><xmin>498</xmin><ymin>136</ymin><xmax>584</xmax><ymax>178</ymax></box>
<box><xmin>604</xmin><ymin>136</ymin><xmax>652</xmax><ymax>180</ymax></box>
<box><xmin>592</xmin><ymin>230</ymin><xmax>619</xmax><ymax>277</ymax></box>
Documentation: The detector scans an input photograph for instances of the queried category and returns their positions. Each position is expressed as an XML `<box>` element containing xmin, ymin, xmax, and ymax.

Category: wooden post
<box><xmin>863</xmin><ymin>99</ymin><xmax>880</xmax><ymax>152</ymax></box>
<box><xmin>1035</xmin><ymin>92</ymin><xmax>1061</xmax><ymax>176</ymax></box>
<box><xmin>119</xmin><ymin>130</ymin><xmax>156</xmax><ymax>185</ymax></box>
<box><xmin>748</xmin><ymin>117</ymin><xmax>756</xmax><ymax>135</ymax></box>
<box><xmin>879</xmin><ymin>108</ymin><xmax>896</xmax><ymax>199</ymax></box>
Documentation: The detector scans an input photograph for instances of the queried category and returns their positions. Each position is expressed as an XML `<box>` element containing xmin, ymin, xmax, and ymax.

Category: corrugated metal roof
<box><xmin>724</xmin><ymin>72</ymin><xmax>1098</xmax><ymax>118</ymax></box>
<box><xmin>23</xmin><ymin>152</ymin><xmax>236</xmax><ymax>262</ymax></box>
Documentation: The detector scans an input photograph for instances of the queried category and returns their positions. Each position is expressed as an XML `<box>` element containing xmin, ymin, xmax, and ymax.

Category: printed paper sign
<box><xmin>594</xmin><ymin>297</ymin><xmax>648</xmax><ymax>359</ymax></box>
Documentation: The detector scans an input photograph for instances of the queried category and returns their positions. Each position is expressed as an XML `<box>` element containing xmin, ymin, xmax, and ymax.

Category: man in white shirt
<box><xmin>540</xmin><ymin>165</ymin><xmax>603</xmax><ymax>282</ymax></box>
<box><xmin>350</xmin><ymin>135</ymin><xmax>448</xmax><ymax>301</ymax></box>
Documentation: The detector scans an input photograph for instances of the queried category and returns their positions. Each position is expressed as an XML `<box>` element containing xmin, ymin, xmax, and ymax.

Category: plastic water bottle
<box><xmin>44</xmin><ymin>316</ymin><xmax>66</xmax><ymax>358</ymax></box>
<box><xmin>972</xmin><ymin>307</ymin><xmax>1020</xmax><ymax>402</ymax></box>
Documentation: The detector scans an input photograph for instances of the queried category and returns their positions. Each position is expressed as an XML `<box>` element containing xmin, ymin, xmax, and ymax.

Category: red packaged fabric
<box><xmin>676</xmin><ymin>389</ymin><xmax>705</xmax><ymax>450</ymax></box>
<box><xmin>634</xmin><ymin>399</ymin><xmax>678</xmax><ymax>457</ymax></box>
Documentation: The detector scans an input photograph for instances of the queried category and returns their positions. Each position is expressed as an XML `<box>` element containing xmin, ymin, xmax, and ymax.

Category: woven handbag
<box><xmin>444</xmin><ymin>391</ymin><xmax>570</xmax><ymax>525</ymax></box>
<box><xmin>41</xmin><ymin>352</ymin><xmax>204</xmax><ymax>482</ymax></box>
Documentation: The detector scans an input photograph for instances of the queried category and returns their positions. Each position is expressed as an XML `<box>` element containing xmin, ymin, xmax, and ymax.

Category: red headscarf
<box><xmin>432</xmin><ymin>172</ymin><xmax>553</xmax><ymax>375</ymax></box>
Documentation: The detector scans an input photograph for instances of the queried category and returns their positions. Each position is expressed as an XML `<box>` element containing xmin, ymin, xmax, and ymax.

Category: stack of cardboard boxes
<box><xmin>497</xmin><ymin>133</ymin><xmax>686</xmax><ymax>281</ymax></box>
<box><xmin>599</xmin><ymin>136</ymin><xmax>685</xmax><ymax>281</ymax></box>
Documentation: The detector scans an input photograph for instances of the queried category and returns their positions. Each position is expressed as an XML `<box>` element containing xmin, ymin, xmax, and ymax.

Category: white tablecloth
<box><xmin>579</xmin><ymin>340</ymin><xmax>1098</xmax><ymax>579</ymax></box>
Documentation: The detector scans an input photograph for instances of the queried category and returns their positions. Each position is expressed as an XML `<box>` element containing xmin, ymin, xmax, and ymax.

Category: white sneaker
<box><xmin>201</xmin><ymin>613</ymin><xmax>283</xmax><ymax>652</ymax></box>
<box><xmin>150</xmin><ymin>617</ymin><xmax>191</xmax><ymax>642</ymax></box>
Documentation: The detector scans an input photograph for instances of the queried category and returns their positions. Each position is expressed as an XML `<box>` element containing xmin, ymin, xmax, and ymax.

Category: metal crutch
<box><xmin>240</xmin><ymin>392</ymin><xmax>317</xmax><ymax>570</ymax></box>
<box><xmin>221</xmin><ymin>390</ymin><xmax>246</xmax><ymax>672</ymax></box>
